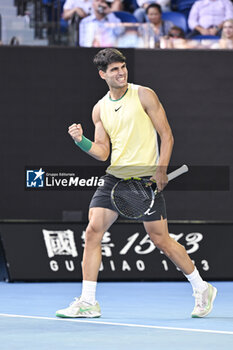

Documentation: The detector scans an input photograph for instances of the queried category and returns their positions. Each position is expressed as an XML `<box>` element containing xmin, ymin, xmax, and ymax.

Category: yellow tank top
<box><xmin>100</xmin><ymin>83</ymin><xmax>159</xmax><ymax>178</ymax></box>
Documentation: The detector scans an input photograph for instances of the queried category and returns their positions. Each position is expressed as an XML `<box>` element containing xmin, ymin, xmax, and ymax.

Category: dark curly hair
<box><xmin>93</xmin><ymin>48</ymin><xmax>126</xmax><ymax>72</ymax></box>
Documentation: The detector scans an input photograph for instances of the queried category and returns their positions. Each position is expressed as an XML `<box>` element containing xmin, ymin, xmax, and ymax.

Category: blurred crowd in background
<box><xmin>0</xmin><ymin>0</ymin><xmax>233</xmax><ymax>49</ymax></box>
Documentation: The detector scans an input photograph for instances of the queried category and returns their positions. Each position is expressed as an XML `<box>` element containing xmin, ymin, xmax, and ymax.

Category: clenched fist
<box><xmin>68</xmin><ymin>123</ymin><xmax>83</xmax><ymax>143</ymax></box>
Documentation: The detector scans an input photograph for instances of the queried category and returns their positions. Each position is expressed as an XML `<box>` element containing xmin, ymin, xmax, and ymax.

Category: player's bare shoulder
<box><xmin>92</xmin><ymin>101</ymin><xmax>101</xmax><ymax>125</ymax></box>
<box><xmin>138</xmin><ymin>86</ymin><xmax>160</xmax><ymax>112</ymax></box>
<box><xmin>92</xmin><ymin>100</ymin><xmax>109</xmax><ymax>140</ymax></box>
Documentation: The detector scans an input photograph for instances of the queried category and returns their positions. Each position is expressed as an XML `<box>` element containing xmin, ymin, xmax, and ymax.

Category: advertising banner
<box><xmin>0</xmin><ymin>221</ymin><xmax>232</xmax><ymax>281</ymax></box>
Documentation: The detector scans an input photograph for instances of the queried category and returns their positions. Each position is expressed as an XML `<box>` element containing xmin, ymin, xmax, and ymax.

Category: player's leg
<box><xmin>82</xmin><ymin>207</ymin><xmax>118</xmax><ymax>282</ymax></box>
<box><xmin>143</xmin><ymin>218</ymin><xmax>217</xmax><ymax>317</ymax></box>
<box><xmin>56</xmin><ymin>207</ymin><xmax>118</xmax><ymax>318</ymax></box>
<box><xmin>144</xmin><ymin>218</ymin><xmax>194</xmax><ymax>274</ymax></box>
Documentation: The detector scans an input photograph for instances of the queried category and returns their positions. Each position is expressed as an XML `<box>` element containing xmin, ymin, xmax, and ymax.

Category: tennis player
<box><xmin>56</xmin><ymin>48</ymin><xmax>217</xmax><ymax>319</ymax></box>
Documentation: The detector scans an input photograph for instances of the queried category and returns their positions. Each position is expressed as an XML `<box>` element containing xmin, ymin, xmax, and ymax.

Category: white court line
<box><xmin>0</xmin><ymin>313</ymin><xmax>233</xmax><ymax>335</ymax></box>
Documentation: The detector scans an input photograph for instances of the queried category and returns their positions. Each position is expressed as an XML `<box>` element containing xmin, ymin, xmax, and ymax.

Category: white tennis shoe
<box><xmin>56</xmin><ymin>297</ymin><xmax>101</xmax><ymax>318</ymax></box>
<box><xmin>191</xmin><ymin>283</ymin><xmax>217</xmax><ymax>318</ymax></box>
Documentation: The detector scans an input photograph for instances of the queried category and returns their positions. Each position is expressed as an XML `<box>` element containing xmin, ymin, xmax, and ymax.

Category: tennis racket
<box><xmin>111</xmin><ymin>164</ymin><xmax>188</xmax><ymax>219</ymax></box>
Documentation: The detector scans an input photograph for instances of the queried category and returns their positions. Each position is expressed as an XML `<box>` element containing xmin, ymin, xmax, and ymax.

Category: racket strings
<box><xmin>112</xmin><ymin>179</ymin><xmax>153</xmax><ymax>219</ymax></box>
<box><xmin>138</xmin><ymin>182</ymin><xmax>151</xmax><ymax>201</ymax></box>
<box><xmin>130</xmin><ymin>181</ymin><xmax>151</xmax><ymax>202</ymax></box>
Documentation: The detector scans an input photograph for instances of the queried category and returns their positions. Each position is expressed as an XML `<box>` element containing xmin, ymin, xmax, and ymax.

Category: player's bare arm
<box><xmin>90</xmin><ymin>102</ymin><xmax>110</xmax><ymax>161</ymax></box>
<box><xmin>68</xmin><ymin>102</ymin><xmax>110</xmax><ymax>161</ymax></box>
<box><xmin>138</xmin><ymin>86</ymin><xmax>174</xmax><ymax>191</ymax></box>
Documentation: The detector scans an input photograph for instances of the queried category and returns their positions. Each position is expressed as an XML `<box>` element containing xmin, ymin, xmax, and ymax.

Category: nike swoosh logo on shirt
<box><xmin>115</xmin><ymin>106</ymin><xmax>122</xmax><ymax>112</ymax></box>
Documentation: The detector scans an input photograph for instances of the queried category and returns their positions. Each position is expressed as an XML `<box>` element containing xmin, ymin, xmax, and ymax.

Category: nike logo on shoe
<box><xmin>115</xmin><ymin>106</ymin><xmax>122</xmax><ymax>112</ymax></box>
<box><xmin>79</xmin><ymin>307</ymin><xmax>93</xmax><ymax>312</ymax></box>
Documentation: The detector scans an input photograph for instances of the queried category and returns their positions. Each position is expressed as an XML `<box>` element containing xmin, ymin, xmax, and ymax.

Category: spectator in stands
<box><xmin>160</xmin><ymin>25</ymin><xmax>190</xmax><ymax>47</ymax></box>
<box><xmin>212</xmin><ymin>18</ymin><xmax>233</xmax><ymax>48</ymax></box>
<box><xmin>63</xmin><ymin>0</ymin><xmax>93</xmax><ymax>20</ymax></box>
<box><xmin>63</xmin><ymin>0</ymin><xmax>123</xmax><ymax>21</ymax></box>
<box><xmin>79</xmin><ymin>0</ymin><xmax>123</xmax><ymax>47</ymax></box>
<box><xmin>146</xmin><ymin>4</ymin><xmax>173</xmax><ymax>43</ymax></box>
<box><xmin>134</xmin><ymin>0</ymin><xmax>170</xmax><ymax>23</ymax></box>
<box><xmin>188</xmin><ymin>0</ymin><xmax>233</xmax><ymax>37</ymax></box>
<box><xmin>167</xmin><ymin>25</ymin><xmax>185</xmax><ymax>38</ymax></box>
<box><xmin>220</xmin><ymin>18</ymin><xmax>233</xmax><ymax>47</ymax></box>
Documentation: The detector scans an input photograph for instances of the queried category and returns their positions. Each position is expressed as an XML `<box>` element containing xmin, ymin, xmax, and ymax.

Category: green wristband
<box><xmin>74</xmin><ymin>135</ymin><xmax>92</xmax><ymax>152</ymax></box>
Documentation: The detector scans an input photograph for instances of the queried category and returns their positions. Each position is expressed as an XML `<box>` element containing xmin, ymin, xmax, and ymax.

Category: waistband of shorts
<box><xmin>105</xmin><ymin>172</ymin><xmax>153</xmax><ymax>180</ymax></box>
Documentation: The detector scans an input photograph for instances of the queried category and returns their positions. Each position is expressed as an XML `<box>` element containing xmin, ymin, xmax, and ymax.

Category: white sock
<box><xmin>80</xmin><ymin>280</ymin><xmax>97</xmax><ymax>305</ymax></box>
<box><xmin>184</xmin><ymin>267</ymin><xmax>207</xmax><ymax>292</ymax></box>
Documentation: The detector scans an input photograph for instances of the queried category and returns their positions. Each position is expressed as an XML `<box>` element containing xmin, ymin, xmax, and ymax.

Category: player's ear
<box><xmin>99</xmin><ymin>70</ymin><xmax>106</xmax><ymax>80</ymax></box>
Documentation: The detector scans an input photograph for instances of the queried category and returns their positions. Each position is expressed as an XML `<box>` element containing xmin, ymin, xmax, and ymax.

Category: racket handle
<box><xmin>167</xmin><ymin>164</ymin><xmax>189</xmax><ymax>182</ymax></box>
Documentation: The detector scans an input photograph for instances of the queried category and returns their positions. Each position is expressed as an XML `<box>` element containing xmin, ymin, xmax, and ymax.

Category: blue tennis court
<box><xmin>0</xmin><ymin>281</ymin><xmax>232</xmax><ymax>349</ymax></box>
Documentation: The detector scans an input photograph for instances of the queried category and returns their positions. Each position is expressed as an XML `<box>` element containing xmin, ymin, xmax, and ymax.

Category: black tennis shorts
<box><xmin>89</xmin><ymin>174</ymin><xmax>167</xmax><ymax>222</ymax></box>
